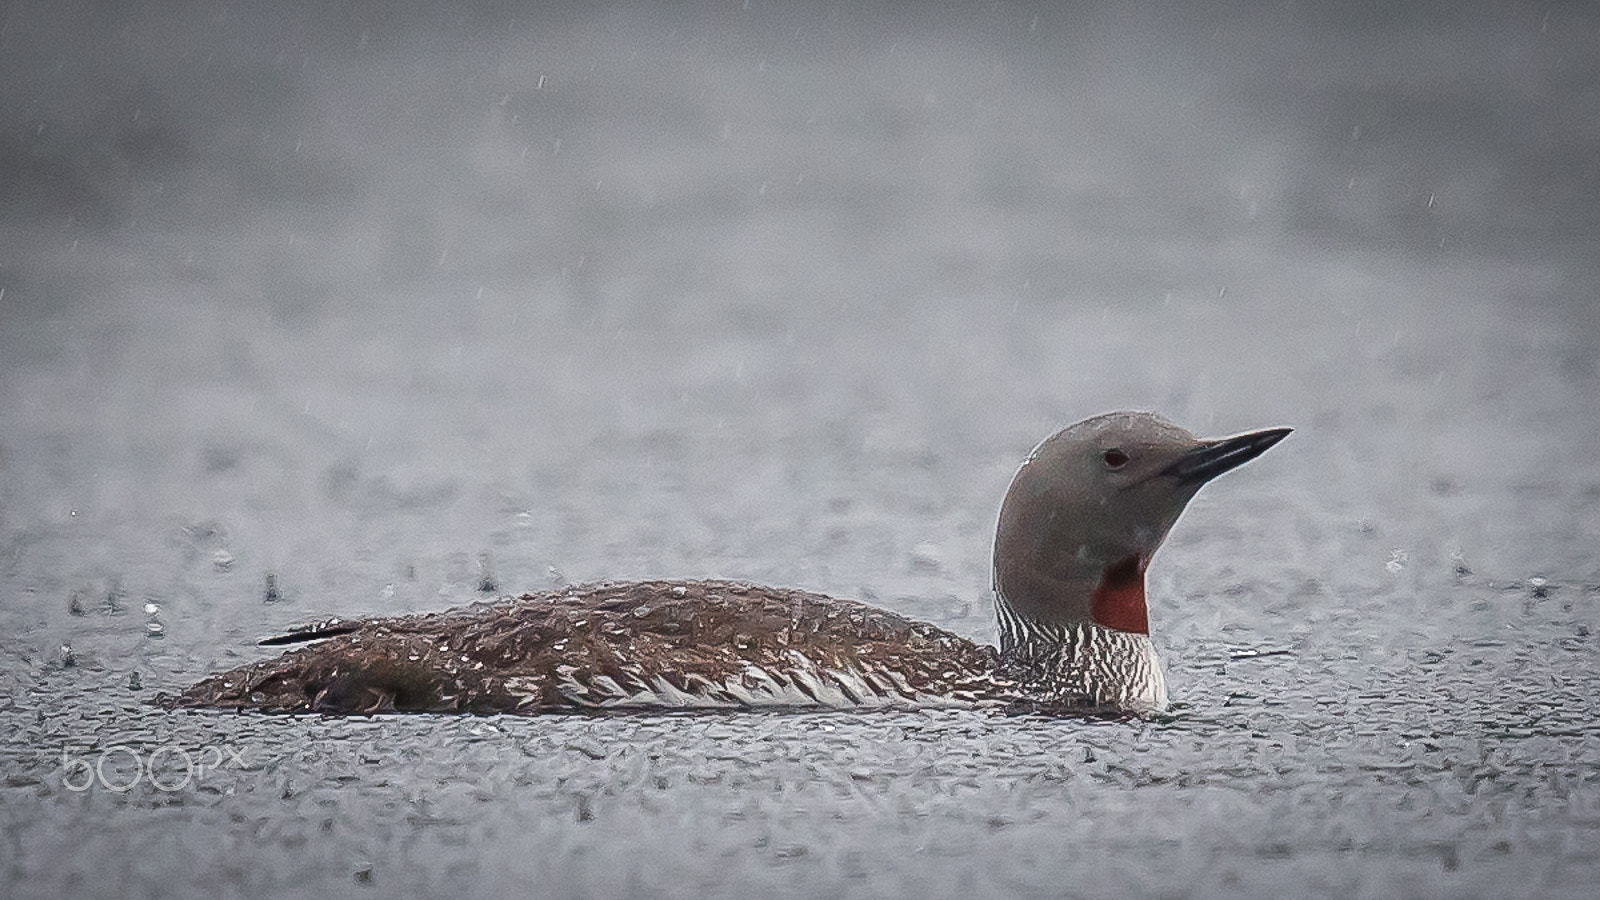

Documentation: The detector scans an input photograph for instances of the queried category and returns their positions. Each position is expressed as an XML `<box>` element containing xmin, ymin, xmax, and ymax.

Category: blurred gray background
<box><xmin>1</xmin><ymin>2</ymin><xmax>1597</xmax><ymax>898</ymax></box>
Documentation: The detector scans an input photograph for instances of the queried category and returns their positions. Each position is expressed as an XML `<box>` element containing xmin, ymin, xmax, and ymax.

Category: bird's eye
<box><xmin>1102</xmin><ymin>449</ymin><xmax>1130</xmax><ymax>470</ymax></box>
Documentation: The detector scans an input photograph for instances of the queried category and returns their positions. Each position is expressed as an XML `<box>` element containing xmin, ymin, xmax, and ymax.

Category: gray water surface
<box><xmin>2</xmin><ymin>3</ymin><xmax>1598</xmax><ymax>898</ymax></box>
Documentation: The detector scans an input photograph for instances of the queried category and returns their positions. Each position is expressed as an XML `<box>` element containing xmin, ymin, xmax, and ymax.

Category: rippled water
<box><xmin>3</xmin><ymin>3</ymin><xmax>1598</xmax><ymax>898</ymax></box>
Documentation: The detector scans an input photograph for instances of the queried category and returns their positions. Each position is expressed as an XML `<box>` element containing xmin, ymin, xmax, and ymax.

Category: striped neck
<box><xmin>995</xmin><ymin>592</ymin><xmax>1168</xmax><ymax>714</ymax></box>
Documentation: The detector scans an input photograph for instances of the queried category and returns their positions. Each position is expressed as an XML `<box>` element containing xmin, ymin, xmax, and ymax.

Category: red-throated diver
<box><xmin>171</xmin><ymin>412</ymin><xmax>1289</xmax><ymax>716</ymax></box>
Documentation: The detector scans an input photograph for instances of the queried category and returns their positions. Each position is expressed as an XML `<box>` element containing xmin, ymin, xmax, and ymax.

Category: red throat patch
<box><xmin>1090</xmin><ymin>554</ymin><xmax>1149</xmax><ymax>634</ymax></box>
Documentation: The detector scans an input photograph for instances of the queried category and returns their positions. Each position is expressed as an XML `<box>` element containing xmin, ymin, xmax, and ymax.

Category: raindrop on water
<box><xmin>910</xmin><ymin>541</ymin><xmax>943</xmax><ymax>572</ymax></box>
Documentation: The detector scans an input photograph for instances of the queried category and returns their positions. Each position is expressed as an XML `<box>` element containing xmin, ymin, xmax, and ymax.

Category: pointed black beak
<box><xmin>1163</xmin><ymin>427</ymin><xmax>1292</xmax><ymax>486</ymax></box>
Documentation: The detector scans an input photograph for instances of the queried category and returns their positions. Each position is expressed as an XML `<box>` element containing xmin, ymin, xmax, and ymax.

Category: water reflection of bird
<box><xmin>171</xmin><ymin>412</ymin><xmax>1289</xmax><ymax>717</ymax></box>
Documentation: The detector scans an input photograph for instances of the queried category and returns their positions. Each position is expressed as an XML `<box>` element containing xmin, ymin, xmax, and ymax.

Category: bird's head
<box><xmin>994</xmin><ymin>411</ymin><xmax>1290</xmax><ymax>635</ymax></box>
